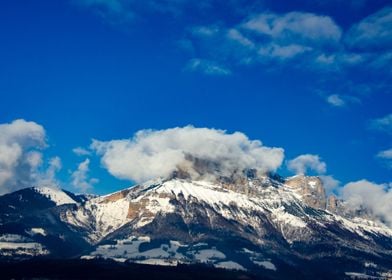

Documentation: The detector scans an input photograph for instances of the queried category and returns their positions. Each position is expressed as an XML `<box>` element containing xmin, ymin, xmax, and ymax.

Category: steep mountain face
<box><xmin>0</xmin><ymin>175</ymin><xmax>392</xmax><ymax>279</ymax></box>
<box><xmin>0</xmin><ymin>187</ymin><xmax>92</xmax><ymax>259</ymax></box>
<box><xmin>285</xmin><ymin>175</ymin><xmax>327</xmax><ymax>209</ymax></box>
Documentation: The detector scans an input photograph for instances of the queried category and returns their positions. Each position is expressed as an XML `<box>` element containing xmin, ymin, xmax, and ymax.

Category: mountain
<box><xmin>0</xmin><ymin>187</ymin><xmax>92</xmax><ymax>259</ymax></box>
<box><xmin>0</xmin><ymin>174</ymin><xmax>392</xmax><ymax>279</ymax></box>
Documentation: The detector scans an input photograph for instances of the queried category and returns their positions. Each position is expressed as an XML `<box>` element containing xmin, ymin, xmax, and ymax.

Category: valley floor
<box><xmin>0</xmin><ymin>259</ymin><xmax>260</xmax><ymax>280</ymax></box>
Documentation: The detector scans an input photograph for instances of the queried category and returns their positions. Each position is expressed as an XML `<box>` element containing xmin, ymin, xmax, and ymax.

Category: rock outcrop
<box><xmin>285</xmin><ymin>175</ymin><xmax>327</xmax><ymax>209</ymax></box>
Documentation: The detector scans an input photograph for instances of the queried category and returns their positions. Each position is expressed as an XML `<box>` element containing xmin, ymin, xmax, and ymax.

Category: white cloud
<box><xmin>0</xmin><ymin>119</ymin><xmax>64</xmax><ymax>194</ymax></box>
<box><xmin>287</xmin><ymin>154</ymin><xmax>327</xmax><ymax>175</ymax></box>
<box><xmin>71</xmin><ymin>159</ymin><xmax>98</xmax><ymax>193</ymax></box>
<box><xmin>0</xmin><ymin>119</ymin><xmax>46</xmax><ymax>194</ymax></box>
<box><xmin>258</xmin><ymin>43</ymin><xmax>311</xmax><ymax>60</ymax></box>
<box><xmin>91</xmin><ymin>126</ymin><xmax>284</xmax><ymax>183</ymax></box>
<box><xmin>36</xmin><ymin>156</ymin><xmax>63</xmax><ymax>188</ymax></box>
<box><xmin>369</xmin><ymin>113</ymin><xmax>392</xmax><ymax>134</ymax></box>
<box><xmin>25</xmin><ymin>151</ymin><xmax>43</xmax><ymax>169</ymax></box>
<box><xmin>185</xmin><ymin>58</ymin><xmax>231</xmax><ymax>75</ymax></box>
<box><xmin>192</xmin><ymin>26</ymin><xmax>221</xmax><ymax>38</ymax></box>
<box><xmin>186</xmin><ymin>11</ymin><xmax>343</xmax><ymax>71</ymax></box>
<box><xmin>341</xmin><ymin>179</ymin><xmax>392</xmax><ymax>227</ymax></box>
<box><xmin>326</xmin><ymin>94</ymin><xmax>345</xmax><ymax>107</ymax></box>
<box><xmin>345</xmin><ymin>7</ymin><xmax>392</xmax><ymax>51</ymax></box>
<box><xmin>319</xmin><ymin>175</ymin><xmax>340</xmax><ymax>194</ymax></box>
<box><xmin>377</xmin><ymin>148</ymin><xmax>392</xmax><ymax>169</ymax></box>
<box><xmin>243</xmin><ymin>12</ymin><xmax>342</xmax><ymax>46</ymax></box>
<box><xmin>325</xmin><ymin>94</ymin><xmax>360</xmax><ymax>107</ymax></box>
<box><xmin>73</xmin><ymin>146</ymin><xmax>91</xmax><ymax>156</ymax></box>
<box><xmin>227</xmin><ymin>28</ymin><xmax>255</xmax><ymax>48</ymax></box>
<box><xmin>181</xmin><ymin>8</ymin><xmax>391</xmax><ymax>105</ymax></box>
<box><xmin>377</xmin><ymin>148</ymin><xmax>392</xmax><ymax>159</ymax></box>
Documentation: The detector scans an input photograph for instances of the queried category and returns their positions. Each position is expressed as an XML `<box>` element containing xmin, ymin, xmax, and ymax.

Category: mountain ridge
<box><xmin>0</xmin><ymin>173</ymin><xmax>391</xmax><ymax>278</ymax></box>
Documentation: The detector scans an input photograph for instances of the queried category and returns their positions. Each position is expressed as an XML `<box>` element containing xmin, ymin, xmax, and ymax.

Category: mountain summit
<box><xmin>0</xmin><ymin>173</ymin><xmax>391</xmax><ymax>279</ymax></box>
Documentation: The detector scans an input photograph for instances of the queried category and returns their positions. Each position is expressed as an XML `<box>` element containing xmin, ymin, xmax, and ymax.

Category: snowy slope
<box><xmin>1</xmin><ymin>174</ymin><xmax>392</xmax><ymax>277</ymax></box>
<box><xmin>62</xmin><ymin>177</ymin><xmax>392</xmax><ymax>246</ymax></box>
<box><xmin>34</xmin><ymin>187</ymin><xmax>77</xmax><ymax>206</ymax></box>
<box><xmin>0</xmin><ymin>234</ymin><xmax>49</xmax><ymax>257</ymax></box>
<box><xmin>72</xmin><ymin>177</ymin><xmax>392</xmax><ymax>276</ymax></box>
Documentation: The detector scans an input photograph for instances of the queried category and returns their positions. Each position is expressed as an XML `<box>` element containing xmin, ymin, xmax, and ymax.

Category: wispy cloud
<box><xmin>345</xmin><ymin>6</ymin><xmax>392</xmax><ymax>52</ymax></box>
<box><xmin>38</xmin><ymin>156</ymin><xmax>62</xmax><ymax>187</ymax></box>
<box><xmin>287</xmin><ymin>154</ymin><xmax>327</xmax><ymax>175</ymax></box>
<box><xmin>187</xmin><ymin>11</ymin><xmax>343</xmax><ymax>67</ymax></box>
<box><xmin>184</xmin><ymin>58</ymin><xmax>231</xmax><ymax>76</ymax></box>
<box><xmin>73</xmin><ymin>146</ymin><xmax>91</xmax><ymax>156</ymax></box>
<box><xmin>376</xmin><ymin>148</ymin><xmax>392</xmax><ymax>169</ymax></box>
<box><xmin>242</xmin><ymin>12</ymin><xmax>342</xmax><ymax>47</ymax></box>
<box><xmin>319</xmin><ymin>175</ymin><xmax>340</xmax><ymax>195</ymax></box>
<box><xmin>326</xmin><ymin>94</ymin><xmax>345</xmax><ymax>107</ymax></box>
<box><xmin>369</xmin><ymin>113</ymin><xmax>392</xmax><ymax>134</ymax></box>
<box><xmin>73</xmin><ymin>1</ymin><xmax>392</xmax><ymax>105</ymax></box>
<box><xmin>325</xmin><ymin>94</ymin><xmax>360</xmax><ymax>107</ymax></box>
<box><xmin>184</xmin><ymin>7</ymin><xmax>392</xmax><ymax>105</ymax></box>
<box><xmin>71</xmin><ymin>158</ymin><xmax>98</xmax><ymax>193</ymax></box>
<box><xmin>377</xmin><ymin>148</ymin><xmax>392</xmax><ymax>159</ymax></box>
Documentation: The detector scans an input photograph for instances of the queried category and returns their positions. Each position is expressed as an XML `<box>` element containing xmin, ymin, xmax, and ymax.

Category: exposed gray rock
<box><xmin>285</xmin><ymin>175</ymin><xmax>327</xmax><ymax>210</ymax></box>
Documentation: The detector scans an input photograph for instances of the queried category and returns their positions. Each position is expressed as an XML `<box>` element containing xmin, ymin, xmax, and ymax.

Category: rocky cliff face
<box><xmin>285</xmin><ymin>175</ymin><xmax>327</xmax><ymax>209</ymax></box>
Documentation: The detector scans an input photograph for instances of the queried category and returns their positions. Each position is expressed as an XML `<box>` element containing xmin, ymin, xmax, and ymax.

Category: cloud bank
<box><xmin>91</xmin><ymin>126</ymin><xmax>284</xmax><ymax>183</ymax></box>
<box><xmin>341</xmin><ymin>180</ymin><xmax>392</xmax><ymax>227</ymax></box>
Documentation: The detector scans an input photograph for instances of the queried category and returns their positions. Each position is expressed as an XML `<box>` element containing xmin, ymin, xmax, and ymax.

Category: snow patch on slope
<box><xmin>254</xmin><ymin>260</ymin><xmax>276</xmax><ymax>271</ymax></box>
<box><xmin>0</xmin><ymin>234</ymin><xmax>49</xmax><ymax>257</ymax></box>
<box><xmin>215</xmin><ymin>261</ymin><xmax>246</xmax><ymax>271</ymax></box>
<box><xmin>34</xmin><ymin>187</ymin><xmax>76</xmax><ymax>205</ymax></box>
<box><xmin>26</xmin><ymin>228</ymin><xmax>47</xmax><ymax>236</ymax></box>
<box><xmin>84</xmin><ymin>236</ymin><xmax>244</xmax><ymax>270</ymax></box>
<box><xmin>63</xmin><ymin>196</ymin><xmax>130</xmax><ymax>242</ymax></box>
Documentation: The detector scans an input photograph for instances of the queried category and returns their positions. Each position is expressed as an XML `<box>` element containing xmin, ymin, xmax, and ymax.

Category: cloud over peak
<box><xmin>287</xmin><ymin>154</ymin><xmax>327</xmax><ymax>175</ymax></box>
<box><xmin>91</xmin><ymin>126</ymin><xmax>285</xmax><ymax>183</ymax></box>
<box><xmin>341</xmin><ymin>179</ymin><xmax>392</xmax><ymax>227</ymax></box>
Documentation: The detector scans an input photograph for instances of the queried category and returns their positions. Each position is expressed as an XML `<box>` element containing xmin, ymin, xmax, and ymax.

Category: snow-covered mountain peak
<box><xmin>33</xmin><ymin>186</ymin><xmax>77</xmax><ymax>206</ymax></box>
<box><xmin>2</xmin><ymin>174</ymin><xmax>392</xmax><ymax>277</ymax></box>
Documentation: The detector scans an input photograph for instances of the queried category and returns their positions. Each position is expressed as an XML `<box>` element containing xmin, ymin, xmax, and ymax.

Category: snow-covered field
<box><xmin>0</xmin><ymin>234</ymin><xmax>49</xmax><ymax>257</ymax></box>
<box><xmin>83</xmin><ymin>236</ymin><xmax>248</xmax><ymax>270</ymax></box>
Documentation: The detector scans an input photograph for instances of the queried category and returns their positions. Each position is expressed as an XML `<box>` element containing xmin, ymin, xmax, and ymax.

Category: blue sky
<box><xmin>0</xmin><ymin>0</ymin><xmax>391</xmax><ymax>195</ymax></box>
